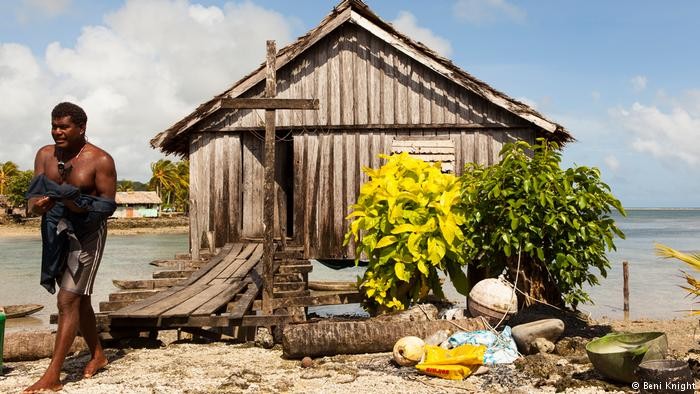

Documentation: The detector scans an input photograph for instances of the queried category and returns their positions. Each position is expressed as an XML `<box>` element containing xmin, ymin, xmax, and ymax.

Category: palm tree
<box><xmin>149</xmin><ymin>159</ymin><xmax>178</xmax><ymax>206</ymax></box>
<box><xmin>174</xmin><ymin>160</ymin><xmax>190</xmax><ymax>212</ymax></box>
<box><xmin>656</xmin><ymin>243</ymin><xmax>700</xmax><ymax>314</ymax></box>
<box><xmin>117</xmin><ymin>180</ymin><xmax>135</xmax><ymax>192</ymax></box>
<box><xmin>0</xmin><ymin>161</ymin><xmax>19</xmax><ymax>195</ymax></box>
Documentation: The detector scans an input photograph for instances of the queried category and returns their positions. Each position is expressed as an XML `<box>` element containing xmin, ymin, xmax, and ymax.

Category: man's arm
<box><xmin>94</xmin><ymin>152</ymin><xmax>117</xmax><ymax>200</ymax></box>
<box><xmin>28</xmin><ymin>147</ymin><xmax>54</xmax><ymax>216</ymax></box>
<box><xmin>62</xmin><ymin>151</ymin><xmax>116</xmax><ymax>213</ymax></box>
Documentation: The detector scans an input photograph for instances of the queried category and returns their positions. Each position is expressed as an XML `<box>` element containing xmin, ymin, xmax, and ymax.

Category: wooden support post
<box><xmin>218</xmin><ymin>40</ymin><xmax>318</xmax><ymax>317</ymax></box>
<box><xmin>277</xmin><ymin>186</ymin><xmax>287</xmax><ymax>251</ymax></box>
<box><xmin>190</xmin><ymin>199</ymin><xmax>200</xmax><ymax>260</ymax></box>
<box><xmin>206</xmin><ymin>230</ymin><xmax>216</xmax><ymax>254</ymax></box>
<box><xmin>262</xmin><ymin>40</ymin><xmax>277</xmax><ymax>315</ymax></box>
<box><xmin>623</xmin><ymin>261</ymin><xmax>629</xmax><ymax>321</ymax></box>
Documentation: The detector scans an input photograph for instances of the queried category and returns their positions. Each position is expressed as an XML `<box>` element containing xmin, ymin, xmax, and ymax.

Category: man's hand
<box><xmin>62</xmin><ymin>198</ymin><xmax>87</xmax><ymax>213</ymax></box>
<box><xmin>30</xmin><ymin>196</ymin><xmax>55</xmax><ymax>216</ymax></box>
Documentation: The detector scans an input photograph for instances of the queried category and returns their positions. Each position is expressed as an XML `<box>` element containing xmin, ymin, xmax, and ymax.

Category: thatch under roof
<box><xmin>115</xmin><ymin>191</ymin><xmax>162</xmax><ymax>205</ymax></box>
<box><xmin>151</xmin><ymin>0</ymin><xmax>572</xmax><ymax>156</ymax></box>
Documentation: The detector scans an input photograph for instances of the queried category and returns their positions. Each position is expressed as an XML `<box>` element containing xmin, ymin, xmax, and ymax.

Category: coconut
<box><xmin>392</xmin><ymin>336</ymin><xmax>425</xmax><ymax>366</ymax></box>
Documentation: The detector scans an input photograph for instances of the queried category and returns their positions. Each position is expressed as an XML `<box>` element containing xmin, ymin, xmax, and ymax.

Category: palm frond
<box><xmin>655</xmin><ymin>243</ymin><xmax>700</xmax><ymax>271</ymax></box>
<box><xmin>680</xmin><ymin>271</ymin><xmax>700</xmax><ymax>297</ymax></box>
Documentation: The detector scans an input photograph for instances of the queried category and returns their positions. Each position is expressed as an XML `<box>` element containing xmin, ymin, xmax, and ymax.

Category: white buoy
<box><xmin>468</xmin><ymin>277</ymin><xmax>518</xmax><ymax>325</ymax></box>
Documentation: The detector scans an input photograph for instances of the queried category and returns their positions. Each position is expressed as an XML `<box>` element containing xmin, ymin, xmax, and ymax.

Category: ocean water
<box><xmin>581</xmin><ymin>209</ymin><xmax>700</xmax><ymax>319</ymax></box>
<box><xmin>2</xmin><ymin>209</ymin><xmax>699</xmax><ymax>331</ymax></box>
<box><xmin>0</xmin><ymin>233</ymin><xmax>187</xmax><ymax>333</ymax></box>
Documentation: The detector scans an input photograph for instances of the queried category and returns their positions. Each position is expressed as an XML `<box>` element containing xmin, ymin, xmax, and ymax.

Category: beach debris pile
<box><xmin>282</xmin><ymin>294</ymin><xmax>698</xmax><ymax>392</ymax></box>
<box><xmin>393</xmin><ymin>320</ymin><xmax>521</xmax><ymax>380</ymax></box>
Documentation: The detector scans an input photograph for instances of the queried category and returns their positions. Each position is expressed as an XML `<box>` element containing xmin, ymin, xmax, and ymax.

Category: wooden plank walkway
<box><xmin>109</xmin><ymin>242</ymin><xmax>264</xmax><ymax>328</ymax></box>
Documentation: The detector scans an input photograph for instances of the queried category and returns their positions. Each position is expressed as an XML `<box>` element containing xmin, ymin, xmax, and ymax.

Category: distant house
<box><xmin>0</xmin><ymin>195</ymin><xmax>10</xmax><ymax>216</ymax></box>
<box><xmin>0</xmin><ymin>195</ymin><xmax>25</xmax><ymax>219</ymax></box>
<box><xmin>113</xmin><ymin>191</ymin><xmax>162</xmax><ymax>218</ymax></box>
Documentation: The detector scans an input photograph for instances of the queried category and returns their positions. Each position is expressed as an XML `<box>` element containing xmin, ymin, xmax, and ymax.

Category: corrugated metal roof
<box><xmin>115</xmin><ymin>191</ymin><xmax>162</xmax><ymax>205</ymax></box>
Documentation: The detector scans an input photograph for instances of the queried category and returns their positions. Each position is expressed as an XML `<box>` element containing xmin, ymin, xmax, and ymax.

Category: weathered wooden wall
<box><xmin>293</xmin><ymin>128</ymin><xmax>532</xmax><ymax>259</ymax></box>
<box><xmin>189</xmin><ymin>128</ymin><xmax>532</xmax><ymax>258</ymax></box>
<box><xmin>189</xmin><ymin>132</ymin><xmax>291</xmax><ymax>252</ymax></box>
<box><xmin>198</xmin><ymin>24</ymin><xmax>529</xmax><ymax>132</ymax></box>
<box><xmin>187</xmin><ymin>22</ymin><xmax>539</xmax><ymax>258</ymax></box>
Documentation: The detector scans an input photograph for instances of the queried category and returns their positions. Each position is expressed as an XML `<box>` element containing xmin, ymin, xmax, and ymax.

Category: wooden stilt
<box><xmin>623</xmin><ymin>261</ymin><xmax>629</xmax><ymax>321</ymax></box>
<box><xmin>262</xmin><ymin>40</ymin><xmax>277</xmax><ymax>315</ymax></box>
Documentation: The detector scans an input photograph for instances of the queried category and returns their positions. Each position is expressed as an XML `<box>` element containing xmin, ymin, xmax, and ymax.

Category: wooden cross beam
<box><xmin>219</xmin><ymin>98</ymin><xmax>319</xmax><ymax>110</ymax></box>
<box><xmin>217</xmin><ymin>40</ymin><xmax>318</xmax><ymax>315</ymax></box>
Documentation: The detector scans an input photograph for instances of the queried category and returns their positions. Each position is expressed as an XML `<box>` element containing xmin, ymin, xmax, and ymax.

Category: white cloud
<box><xmin>0</xmin><ymin>0</ymin><xmax>295</xmax><ymax>181</ymax></box>
<box><xmin>0</xmin><ymin>43</ymin><xmax>53</xmax><ymax>165</ymax></box>
<box><xmin>392</xmin><ymin>11</ymin><xmax>452</xmax><ymax>57</ymax></box>
<box><xmin>23</xmin><ymin>0</ymin><xmax>72</xmax><ymax>16</ymax></box>
<box><xmin>631</xmin><ymin>75</ymin><xmax>647</xmax><ymax>92</ymax></box>
<box><xmin>15</xmin><ymin>0</ymin><xmax>72</xmax><ymax>22</ymax></box>
<box><xmin>453</xmin><ymin>0</ymin><xmax>526</xmax><ymax>25</ymax></box>
<box><xmin>591</xmin><ymin>91</ymin><xmax>601</xmax><ymax>101</ymax></box>
<box><xmin>604</xmin><ymin>155</ymin><xmax>620</xmax><ymax>172</ymax></box>
<box><xmin>611</xmin><ymin>93</ymin><xmax>700</xmax><ymax>167</ymax></box>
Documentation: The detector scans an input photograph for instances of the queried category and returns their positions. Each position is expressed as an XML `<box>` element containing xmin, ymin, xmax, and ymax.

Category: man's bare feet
<box><xmin>83</xmin><ymin>355</ymin><xmax>108</xmax><ymax>378</ymax></box>
<box><xmin>22</xmin><ymin>376</ymin><xmax>63</xmax><ymax>393</ymax></box>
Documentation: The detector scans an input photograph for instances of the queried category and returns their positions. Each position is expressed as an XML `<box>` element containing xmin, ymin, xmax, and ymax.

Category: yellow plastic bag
<box><xmin>415</xmin><ymin>344</ymin><xmax>486</xmax><ymax>380</ymax></box>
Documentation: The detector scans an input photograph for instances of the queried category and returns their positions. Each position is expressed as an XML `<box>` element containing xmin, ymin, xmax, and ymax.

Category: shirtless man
<box><xmin>25</xmin><ymin>102</ymin><xmax>117</xmax><ymax>392</ymax></box>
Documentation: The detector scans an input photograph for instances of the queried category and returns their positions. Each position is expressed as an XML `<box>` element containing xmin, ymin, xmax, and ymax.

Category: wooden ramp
<box><xmin>109</xmin><ymin>242</ymin><xmax>263</xmax><ymax>329</ymax></box>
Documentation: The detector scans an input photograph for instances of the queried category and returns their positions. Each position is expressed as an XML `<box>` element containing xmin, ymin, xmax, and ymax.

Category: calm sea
<box><xmin>2</xmin><ymin>209</ymin><xmax>699</xmax><ymax>331</ymax></box>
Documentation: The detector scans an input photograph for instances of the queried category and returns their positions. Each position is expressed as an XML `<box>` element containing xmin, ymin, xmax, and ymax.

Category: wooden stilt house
<box><xmin>150</xmin><ymin>0</ymin><xmax>572</xmax><ymax>260</ymax></box>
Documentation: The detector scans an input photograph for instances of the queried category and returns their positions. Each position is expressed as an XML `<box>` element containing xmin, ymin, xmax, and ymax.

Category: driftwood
<box><xmin>282</xmin><ymin>317</ymin><xmax>486</xmax><ymax>359</ymax></box>
<box><xmin>308</xmin><ymin>281</ymin><xmax>357</xmax><ymax>292</ymax></box>
<box><xmin>374</xmin><ymin>304</ymin><xmax>439</xmax><ymax>321</ymax></box>
<box><xmin>3</xmin><ymin>330</ymin><xmax>88</xmax><ymax>361</ymax></box>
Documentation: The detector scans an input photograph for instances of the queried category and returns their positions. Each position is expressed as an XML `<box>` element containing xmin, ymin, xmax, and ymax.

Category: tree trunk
<box><xmin>507</xmin><ymin>256</ymin><xmax>564</xmax><ymax>309</ymax></box>
<box><xmin>3</xmin><ymin>330</ymin><xmax>88</xmax><ymax>361</ymax></box>
<box><xmin>282</xmin><ymin>317</ymin><xmax>486</xmax><ymax>359</ymax></box>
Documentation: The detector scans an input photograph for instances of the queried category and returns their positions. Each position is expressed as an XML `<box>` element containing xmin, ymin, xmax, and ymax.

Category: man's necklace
<box><xmin>57</xmin><ymin>143</ymin><xmax>87</xmax><ymax>180</ymax></box>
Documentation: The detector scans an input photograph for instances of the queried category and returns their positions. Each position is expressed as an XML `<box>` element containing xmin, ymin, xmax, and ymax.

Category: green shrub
<box><xmin>344</xmin><ymin>153</ymin><xmax>468</xmax><ymax>313</ymax></box>
<box><xmin>459</xmin><ymin>139</ymin><xmax>625</xmax><ymax>307</ymax></box>
<box><xmin>7</xmin><ymin>170</ymin><xmax>34</xmax><ymax>208</ymax></box>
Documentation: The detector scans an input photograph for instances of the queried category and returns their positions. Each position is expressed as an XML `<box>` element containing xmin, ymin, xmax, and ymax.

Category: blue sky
<box><xmin>2</xmin><ymin>0</ymin><xmax>699</xmax><ymax>207</ymax></box>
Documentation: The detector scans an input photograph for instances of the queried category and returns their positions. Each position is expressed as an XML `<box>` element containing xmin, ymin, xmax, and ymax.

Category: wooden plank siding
<box><xmin>183</xmin><ymin>24</ymin><xmax>539</xmax><ymax>259</ymax></box>
<box><xmin>189</xmin><ymin>127</ymin><xmax>531</xmax><ymax>259</ymax></box>
<box><xmin>286</xmin><ymin>128</ymin><xmax>531</xmax><ymax>258</ymax></box>
<box><xmin>201</xmin><ymin>24</ymin><xmax>528</xmax><ymax>132</ymax></box>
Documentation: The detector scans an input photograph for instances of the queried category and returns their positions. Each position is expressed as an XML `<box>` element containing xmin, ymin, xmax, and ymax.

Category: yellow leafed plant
<box><xmin>344</xmin><ymin>153</ymin><xmax>468</xmax><ymax>313</ymax></box>
<box><xmin>655</xmin><ymin>243</ymin><xmax>700</xmax><ymax>313</ymax></box>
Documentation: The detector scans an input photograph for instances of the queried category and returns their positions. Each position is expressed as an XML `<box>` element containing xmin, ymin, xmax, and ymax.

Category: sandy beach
<box><xmin>1</xmin><ymin>317</ymin><xmax>699</xmax><ymax>393</ymax></box>
<box><xmin>0</xmin><ymin>217</ymin><xmax>189</xmax><ymax>238</ymax></box>
<box><xmin>2</xmin><ymin>215</ymin><xmax>699</xmax><ymax>392</ymax></box>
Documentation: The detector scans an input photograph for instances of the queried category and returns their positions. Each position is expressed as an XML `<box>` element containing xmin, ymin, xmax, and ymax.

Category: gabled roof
<box><xmin>151</xmin><ymin>0</ymin><xmax>572</xmax><ymax>155</ymax></box>
<box><xmin>115</xmin><ymin>191</ymin><xmax>162</xmax><ymax>205</ymax></box>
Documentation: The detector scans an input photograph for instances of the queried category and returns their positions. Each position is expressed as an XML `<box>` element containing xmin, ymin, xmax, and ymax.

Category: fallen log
<box><xmin>3</xmin><ymin>330</ymin><xmax>88</xmax><ymax>361</ymax></box>
<box><xmin>282</xmin><ymin>317</ymin><xmax>486</xmax><ymax>358</ymax></box>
